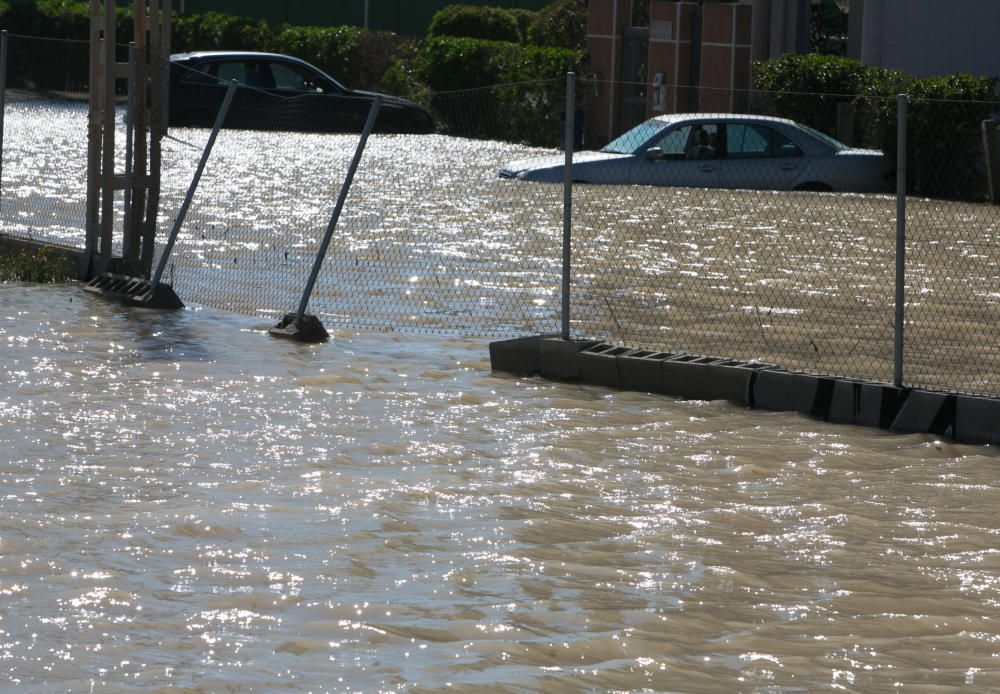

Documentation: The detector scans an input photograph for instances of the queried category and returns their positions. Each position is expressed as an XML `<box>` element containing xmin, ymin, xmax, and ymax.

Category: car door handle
<box><xmin>700</xmin><ymin>164</ymin><xmax>717</xmax><ymax>172</ymax></box>
<box><xmin>780</xmin><ymin>163</ymin><xmax>799</xmax><ymax>171</ymax></box>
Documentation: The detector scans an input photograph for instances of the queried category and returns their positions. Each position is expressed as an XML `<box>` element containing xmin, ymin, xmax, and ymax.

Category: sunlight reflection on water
<box><xmin>2</xmin><ymin>285</ymin><xmax>1000</xmax><ymax>691</ymax></box>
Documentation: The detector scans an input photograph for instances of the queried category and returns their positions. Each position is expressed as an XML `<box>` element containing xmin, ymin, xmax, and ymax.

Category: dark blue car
<box><xmin>169</xmin><ymin>51</ymin><xmax>434</xmax><ymax>134</ymax></box>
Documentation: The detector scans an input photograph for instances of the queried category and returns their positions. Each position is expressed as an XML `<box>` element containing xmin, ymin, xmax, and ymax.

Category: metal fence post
<box><xmin>894</xmin><ymin>93</ymin><xmax>907</xmax><ymax>388</ymax></box>
<box><xmin>293</xmin><ymin>95</ymin><xmax>382</xmax><ymax>327</ymax></box>
<box><xmin>562</xmin><ymin>72</ymin><xmax>575</xmax><ymax>341</ymax></box>
<box><xmin>0</xmin><ymin>30</ymin><xmax>8</xmax><ymax>206</ymax></box>
<box><xmin>151</xmin><ymin>79</ymin><xmax>237</xmax><ymax>289</ymax></box>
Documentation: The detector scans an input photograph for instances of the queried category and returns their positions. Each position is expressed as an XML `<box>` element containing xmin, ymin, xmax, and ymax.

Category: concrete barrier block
<box><xmin>699</xmin><ymin>360</ymin><xmax>761</xmax><ymax>405</ymax></box>
<box><xmin>660</xmin><ymin>355</ymin><xmax>714</xmax><ymax>399</ymax></box>
<box><xmin>955</xmin><ymin>394</ymin><xmax>1000</xmax><ymax>445</ymax></box>
<box><xmin>752</xmin><ymin>370</ymin><xmax>834</xmax><ymax>416</ymax></box>
<box><xmin>891</xmin><ymin>390</ymin><xmax>955</xmax><ymax>437</ymax></box>
<box><xmin>579</xmin><ymin>344</ymin><xmax>631</xmax><ymax>388</ymax></box>
<box><xmin>753</xmin><ymin>369</ymin><xmax>807</xmax><ymax>412</ymax></box>
<box><xmin>539</xmin><ymin>337</ymin><xmax>598</xmax><ymax>380</ymax></box>
<box><xmin>856</xmin><ymin>383</ymin><xmax>905</xmax><ymax>429</ymax></box>
<box><xmin>827</xmin><ymin>379</ymin><xmax>860</xmax><ymax>424</ymax></box>
<box><xmin>618</xmin><ymin>350</ymin><xmax>674</xmax><ymax>393</ymax></box>
<box><xmin>489</xmin><ymin>335</ymin><xmax>542</xmax><ymax>375</ymax></box>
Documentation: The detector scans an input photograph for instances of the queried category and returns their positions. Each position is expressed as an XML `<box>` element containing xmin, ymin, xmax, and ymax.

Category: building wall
<box><xmin>742</xmin><ymin>0</ymin><xmax>810</xmax><ymax>60</ymax></box>
<box><xmin>852</xmin><ymin>0</ymin><xmax>1000</xmax><ymax>79</ymax></box>
<box><xmin>585</xmin><ymin>0</ymin><xmax>634</xmax><ymax>146</ymax></box>
<box><xmin>586</xmin><ymin>0</ymin><xmax>754</xmax><ymax>145</ymax></box>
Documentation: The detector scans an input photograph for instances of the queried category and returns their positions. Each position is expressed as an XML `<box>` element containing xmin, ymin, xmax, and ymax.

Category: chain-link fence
<box><xmin>3</xmin><ymin>33</ymin><xmax>1000</xmax><ymax>396</ymax></box>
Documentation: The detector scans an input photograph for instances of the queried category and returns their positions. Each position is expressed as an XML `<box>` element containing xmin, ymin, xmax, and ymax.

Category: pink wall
<box><xmin>586</xmin><ymin>1</ymin><xmax>754</xmax><ymax>145</ymax></box>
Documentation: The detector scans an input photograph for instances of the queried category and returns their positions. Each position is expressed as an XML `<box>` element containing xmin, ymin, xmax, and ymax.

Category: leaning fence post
<box><xmin>894</xmin><ymin>93</ymin><xmax>907</xmax><ymax>388</ymax></box>
<box><xmin>150</xmin><ymin>79</ymin><xmax>237</xmax><ymax>290</ymax></box>
<box><xmin>270</xmin><ymin>96</ymin><xmax>382</xmax><ymax>342</ymax></box>
<box><xmin>0</xmin><ymin>30</ymin><xmax>8</xmax><ymax>206</ymax></box>
<box><xmin>562</xmin><ymin>72</ymin><xmax>575</xmax><ymax>341</ymax></box>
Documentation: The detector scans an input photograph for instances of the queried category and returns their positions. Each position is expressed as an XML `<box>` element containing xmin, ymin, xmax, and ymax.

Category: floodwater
<box><xmin>4</xmin><ymin>284</ymin><xmax>1000</xmax><ymax>692</ymax></box>
<box><xmin>4</xmin><ymin>96</ymin><xmax>1000</xmax><ymax>395</ymax></box>
<box><xmin>5</xmin><ymin>97</ymin><xmax>1000</xmax><ymax>691</ymax></box>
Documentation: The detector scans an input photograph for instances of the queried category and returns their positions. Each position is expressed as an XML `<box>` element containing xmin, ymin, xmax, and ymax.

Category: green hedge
<box><xmin>0</xmin><ymin>1</ymin><xmax>412</xmax><ymax>93</ymax></box>
<box><xmin>384</xmin><ymin>34</ymin><xmax>585</xmax><ymax>146</ymax></box>
<box><xmin>427</xmin><ymin>4</ymin><xmax>522</xmax><ymax>43</ymax></box>
<box><xmin>754</xmin><ymin>53</ymin><xmax>999</xmax><ymax>200</ymax></box>
<box><xmin>526</xmin><ymin>0</ymin><xmax>586</xmax><ymax>50</ymax></box>
<box><xmin>424</xmin><ymin>1</ymin><xmax>586</xmax><ymax>51</ymax></box>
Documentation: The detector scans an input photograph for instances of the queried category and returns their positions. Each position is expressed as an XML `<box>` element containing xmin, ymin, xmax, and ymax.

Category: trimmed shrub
<box><xmin>527</xmin><ymin>0</ymin><xmax>586</xmax><ymax>50</ymax></box>
<box><xmin>876</xmin><ymin>72</ymin><xmax>999</xmax><ymax>199</ymax></box>
<box><xmin>754</xmin><ymin>52</ymin><xmax>1000</xmax><ymax>200</ymax></box>
<box><xmin>172</xmin><ymin>12</ymin><xmax>274</xmax><ymax>53</ymax></box>
<box><xmin>752</xmin><ymin>53</ymin><xmax>888</xmax><ymax>143</ymax></box>
<box><xmin>427</xmin><ymin>5</ymin><xmax>521</xmax><ymax>44</ymax></box>
<box><xmin>509</xmin><ymin>9</ymin><xmax>536</xmax><ymax>44</ymax></box>
<box><xmin>0</xmin><ymin>1</ymin><xmax>413</xmax><ymax>92</ymax></box>
<box><xmin>397</xmin><ymin>35</ymin><xmax>585</xmax><ymax>146</ymax></box>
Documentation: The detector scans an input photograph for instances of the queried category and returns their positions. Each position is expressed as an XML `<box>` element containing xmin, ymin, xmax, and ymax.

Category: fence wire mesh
<box><xmin>160</xmin><ymin>56</ymin><xmax>565</xmax><ymax>335</ymax></box>
<box><xmin>3</xmin><ymin>36</ymin><xmax>1000</xmax><ymax>398</ymax></box>
<box><xmin>0</xmin><ymin>35</ymin><xmax>90</xmax><ymax>248</ymax></box>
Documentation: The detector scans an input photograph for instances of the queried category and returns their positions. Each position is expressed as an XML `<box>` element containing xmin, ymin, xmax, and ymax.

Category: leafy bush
<box><xmin>509</xmin><ymin>9</ymin><xmax>536</xmax><ymax>44</ymax></box>
<box><xmin>877</xmin><ymin>72</ymin><xmax>1000</xmax><ymax>199</ymax></box>
<box><xmin>754</xmin><ymin>53</ymin><xmax>1000</xmax><ymax>199</ymax></box>
<box><xmin>173</xmin><ymin>12</ymin><xmax>274</xmax><ymax>53</ymax></box>
<box><xmin>0</xmin><ymin>1</ymin><xmax>412</xmax><ymax>92</ymax></box>
<box><xmin>396</xmin><ymin>35</ymin><xmax>584</xmax><ymax>146</ymax></box>
<box><xmin>752</xmin><ymin>53</ymin><xmax>888</xmax><ymax>143</ymax></box>
<box><xmin>527</xmin><ymin>0</ymin><xmax>586</xmax><ymax>50</ymax></box>
<box><xmin>427</xmin><ymin>5</ymin><xmax>522</xmax><ymax>44</ymax></box>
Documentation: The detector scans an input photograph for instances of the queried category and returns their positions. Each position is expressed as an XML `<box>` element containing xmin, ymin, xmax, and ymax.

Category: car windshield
<box><xmin>600</xmin><ymin>120</ymin><xmax>669</xmax><ymax>154</ymax></box>
<box><xmin>797</xmin><ymin>122</ymin><xmax>848</xmax><ymax>151</ymax></box>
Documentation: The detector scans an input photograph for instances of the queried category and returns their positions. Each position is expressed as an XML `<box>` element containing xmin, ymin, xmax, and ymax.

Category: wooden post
<box><xmin>99</xmin><ymin>0</ymin><xmax>116</xmax><ymax>275</ymax></box>
<box><xmin>86</xmin><ymin>0</ymin><xmax>171</xmax><ymax>280</ymax></box>
<box><xmin>142</xmin><ymin>0</ymin><xmax>171</xmax><ymax>277</ymax></box>
<box><xmin>85</xmin><ymin>1</ymin><xmax>102</xmax><ymax>276</ymax></box>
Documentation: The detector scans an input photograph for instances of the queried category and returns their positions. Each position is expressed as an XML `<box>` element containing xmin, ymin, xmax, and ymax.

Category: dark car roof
<box><xmin>171</xmin><ymin>51</ymin><xmax>299</xmax><ymax>62</ymax></box>
<box><xmin>170</xmin><ymin>51</ymin><xmax>350</xmax><ymax>92</ymax></box>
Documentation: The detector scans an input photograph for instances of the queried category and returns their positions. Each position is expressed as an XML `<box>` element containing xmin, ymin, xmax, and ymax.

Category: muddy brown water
<box><xmin>3</xmin><ymin>99</ymin><xmax>1000</xmax><ymax>691</ymax></box>
<box><xmin>5</xmin><ymin>98</ymin><xmax>997</xmax><ymax>395</ymax></box>
<box><xmin>3</xmin><ymin>285</ymin><xmax>1000</xmax><ymax>691</ymax></box>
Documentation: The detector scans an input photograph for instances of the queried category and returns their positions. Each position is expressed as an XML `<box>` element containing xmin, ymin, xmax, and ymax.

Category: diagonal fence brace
<box><xmin>270</xmin><ymin>95</ymin><xmax>382</xmax><ymax>343</ymax></box>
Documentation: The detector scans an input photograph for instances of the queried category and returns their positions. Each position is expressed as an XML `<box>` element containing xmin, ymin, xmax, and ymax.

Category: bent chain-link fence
<box><xmin>3</xmin><ymin>34</ymin><xmax>1000</xmax><ymax>397</ymax></box>
<box><xmin>159</xmin><ymin>57</ymin><xmax>565</xmax><ymax>335</ymax></box>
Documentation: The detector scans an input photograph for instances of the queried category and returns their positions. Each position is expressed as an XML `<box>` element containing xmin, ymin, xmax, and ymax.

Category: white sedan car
<box><xmin>500</xmin><ymin>114</ymin><xmax>894</xmax><ymax>193</ymax></box>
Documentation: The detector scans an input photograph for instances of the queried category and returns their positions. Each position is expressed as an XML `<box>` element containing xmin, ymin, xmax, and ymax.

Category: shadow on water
<box><xmin>106</xmin><ymin>302</ymin><xmax>213</xmax><ymax>362</ymax></box>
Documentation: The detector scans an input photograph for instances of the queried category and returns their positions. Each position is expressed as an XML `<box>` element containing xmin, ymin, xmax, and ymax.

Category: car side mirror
<box><xmin>644</xmin><ymin>147</ymin><xmax>663</xmax><ymax>161</ymax></box>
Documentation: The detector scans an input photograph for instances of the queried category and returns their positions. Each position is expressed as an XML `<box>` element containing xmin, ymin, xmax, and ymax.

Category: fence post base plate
<box><xmin>268</xmin><ymin>313</ymin><xmax>330</xmax><ymax>343</ymax></box>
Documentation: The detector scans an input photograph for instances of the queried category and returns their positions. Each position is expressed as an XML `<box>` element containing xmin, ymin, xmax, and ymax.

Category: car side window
<box><xmin>726</xmin><ymin>124</ymin><xmax>802</xmax><ymax>158</ymax></box>
<box><xmin>177</xmin><ymin>62</ymin><xmax>216</xmax><ymax>85</ymax></box>
<box><xmin>211</xmin><ymin>61</ymin><xmax>264</xmax><ymax>88</ymax></box>
<box><xmin>268</xmin><ymin>62</ymin><xmax>332</xmax><ymax>93</ymax></box>
<box><xmin>651</xmin><ymin>124</ymin><xmax>719</xmax><ymax>160</ymax></box>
